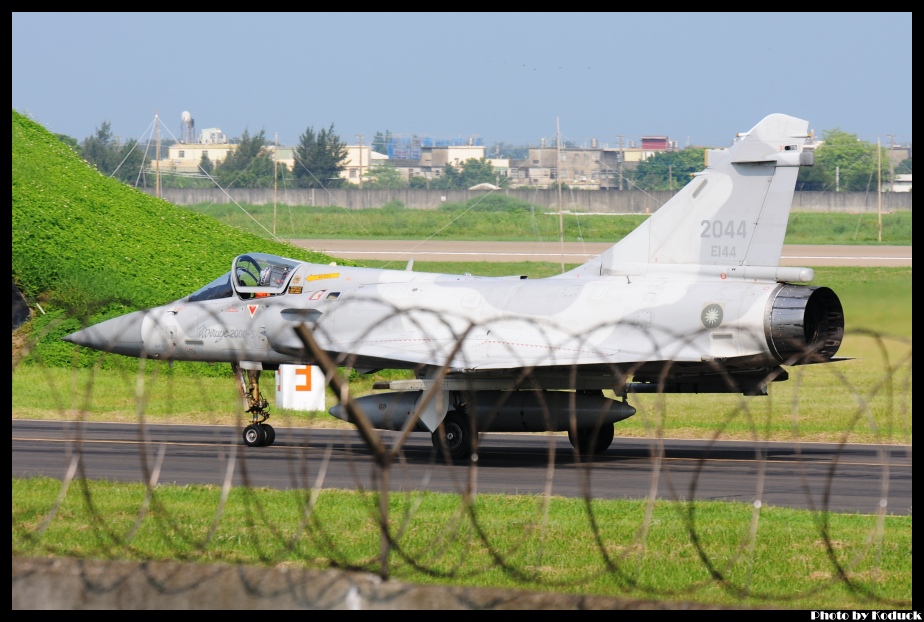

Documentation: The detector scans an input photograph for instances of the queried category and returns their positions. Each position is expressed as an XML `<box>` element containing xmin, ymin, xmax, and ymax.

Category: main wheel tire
<box><xmin>262</xmin><ymin>424</ymin><xmax>276</xmax><ymax>447</ymax></box>
<box><xmin>243</xmin><ymin>423</ymin><xmax>266</xmax><ymax>447</ymax></box>
<box><xmin>432</xmin><ymin>411</ymin><xmax>474</xmax><ymax>462</ymax></box>
<box><xmin>568</xmin><ymin>423</ymin><xmax>615</xmax><ymax>457</ymax></box>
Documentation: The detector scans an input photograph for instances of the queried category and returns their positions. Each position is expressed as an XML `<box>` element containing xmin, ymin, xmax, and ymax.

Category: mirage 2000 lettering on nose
<box><xmin>65</xmin><ymin>114</ymin><xmax>845</xmax><ymax>459</ymax></box>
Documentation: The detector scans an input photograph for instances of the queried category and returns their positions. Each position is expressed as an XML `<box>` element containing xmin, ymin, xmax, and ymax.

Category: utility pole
<box><xmin>557</xmin><ymin>117</ymin><xmax>564</xmax><ymax>275</ymax></box>
<box><xmin>617</xmin><ymin>135</ymin><xmax>624</xmax><ymax>191</ymax></box>
<box><xmin>888</xmin><ymin>134</ymin><xmax>895</xmax><ymax>194</ymax></box>
<box><xmin>877</xmin><ymin>137</ymin><xmax>882</xmax><ymax>243</ymax></box>
<box><xmin>356</xmin><ymin>134</ymin><xmax>364</xmax><ymax>189</ymax></box>
<box><xmin>273</xmin><ymin>132</ymin><xmax>278</xmax><ymax>237</ymax></box>
<box><xmin>155</xmin><ymin>111</ymin><xmax>161</xmax><ymax>199</ymax></box>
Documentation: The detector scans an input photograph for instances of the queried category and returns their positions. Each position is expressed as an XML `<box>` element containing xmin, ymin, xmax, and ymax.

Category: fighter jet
<box><xmin>64</xmin><ymin>114</ymin><xmax>845</xmax><ymax>460</ymax></box>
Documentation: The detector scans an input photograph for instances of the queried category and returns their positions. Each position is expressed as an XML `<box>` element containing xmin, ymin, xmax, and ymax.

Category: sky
<box><xmin>12</xmin><ymin>12</ymin><xmax>912</xmax><ymax>152</ymax></box>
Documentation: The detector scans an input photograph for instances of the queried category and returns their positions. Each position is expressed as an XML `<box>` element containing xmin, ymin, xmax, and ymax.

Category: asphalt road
<box><xmin>12</xmin><ymin>420</ymin><xmax>912</xmax><ymax>516</ymax></box>
<box><xmin>290</xmin><ymin>240</ymin><xmax>912</xmax><ymax>267</ymax></box>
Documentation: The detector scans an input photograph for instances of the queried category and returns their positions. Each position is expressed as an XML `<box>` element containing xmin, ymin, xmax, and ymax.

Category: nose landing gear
<box><xmin>234</xmin><ymin>363</ymin><xmax>276</xmax><ymax>447</ymax></box>
<box><xmin>243</xmin><ymin>422</ymin><xmax>275</xmax><ymax>447</ymax></box>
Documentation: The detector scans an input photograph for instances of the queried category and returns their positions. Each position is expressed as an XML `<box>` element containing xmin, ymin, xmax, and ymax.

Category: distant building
<box><xmin>341</xmin><ymin>145</ymin><xmax>379</xmax><ymax>185</ymax></box>
<box><xmin>640</xmin><ymin>136</ymin><xmax>673</xmax><ymax>162</ymax></box>
<box><xmin>486</xmin><ymin>158</ymin><xmax>510</xmax><ymax>181</ymax></box>
<box><xmin>198</xmin><ymin>128</ymin><xmax>228</xmax><ymax>144</ymax></box>
<box><xmin>154</xmin><ymin>139</ymin><xmax>235</xmax><ymax>175</ymax></box>
<box><xmin>892</xmin><ymin>174</ymin><xmax>912</xmax><ymax>193</ymax></box>
<box><xmin>507</xmin><ymin>136</ymin><xmax>673</xmax><ymax>190</ymax></box>
<box><xmin>419</xmin><ymin>144</ymin><xmax>485</xmax><ymax>169</ymax></box>
<box><xmin>150</xmin><ymin>113</ymin><xmax>682</xmax><ymax>188</ymax></box>
<box><xmin>888</xmin><ymin>145</ymin><xmax>911</xmax><ymax>168</ymax></box>
<box><xmin>388</xmin><ymin>142</ymin><xmax>487</xmax><ymax>182</ymax></box>
<box><xmin>150</xmin><ymin>115</ymin><xmax>236</xmax><ymax>175</ymax></box>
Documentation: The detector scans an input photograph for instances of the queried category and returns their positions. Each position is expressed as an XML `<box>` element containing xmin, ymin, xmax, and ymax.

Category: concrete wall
<box><xmin>147</xmin><ymin>188</ymin><xmax>912</xmax><ymax>214</ymax></box>
<box><xmin>11</xmin><ymin>556</ymin><xmax>734</xmax><ymax>610</ymax></box>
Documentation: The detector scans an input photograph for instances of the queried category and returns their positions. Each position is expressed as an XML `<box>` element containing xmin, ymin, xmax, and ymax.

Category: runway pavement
<box><xmin>12</xmin><ymin>421</ymin><xmax>913</xmax><ymax>515</ymax></box>
<box><xmin>290</xmin><ymin>239</ymin><xmax>912</xmax><ymax>267</ymax></box>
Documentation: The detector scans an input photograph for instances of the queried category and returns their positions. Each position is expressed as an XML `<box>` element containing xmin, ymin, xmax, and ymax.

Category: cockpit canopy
<box><xmin>187</xmin><ymin>253</ymin><xmax>302</xmax><ymax>302</ymax></box>
<box><xmin>233</xmin><ymin>253</ymin><xmax>300</xmax><ymax>294</ymax></box>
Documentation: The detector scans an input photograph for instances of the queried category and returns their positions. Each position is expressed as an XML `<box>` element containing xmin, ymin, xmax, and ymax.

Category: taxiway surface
<box><xmin>291</xmin><ymin>240</ymin><xmax>912</xmax><ymax>267</ymax></box>
<box><xmin>12</xmin><ymin>421</ymin><xmax>912</xmax><ymax>515</ymax></box>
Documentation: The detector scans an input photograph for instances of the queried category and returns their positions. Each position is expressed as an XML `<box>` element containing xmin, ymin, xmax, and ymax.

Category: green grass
<box><xmin>786</xmin><ymin>211</ymin><xmax>912</xmax><ymax>245</ymax></box>
<box><xmin>11</xmin><ymin>476</ymin><xmax>912</xmax><ymax>609</ymax></box>
<box><xmin>183</xmin><ymin>202</ymin><xmax>913</xmax><ymax>245</ymax></box>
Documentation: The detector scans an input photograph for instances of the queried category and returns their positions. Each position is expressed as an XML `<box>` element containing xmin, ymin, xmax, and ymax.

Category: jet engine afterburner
<box><xmin>764</xmin><ymin>285</ymin><xmax>844</xmax><ymax>365</ymax></box>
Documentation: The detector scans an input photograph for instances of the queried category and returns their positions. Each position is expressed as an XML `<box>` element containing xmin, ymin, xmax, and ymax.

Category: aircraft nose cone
<box><xmin>62</xmin><ymin>310</ymin><xmax>147</xmax><ymax>357</ymax></box>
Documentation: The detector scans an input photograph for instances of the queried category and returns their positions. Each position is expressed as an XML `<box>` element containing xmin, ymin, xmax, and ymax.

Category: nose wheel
<box><xmin>234</xmin><ymin>363</ymin><xmax>276</xmax><ymax>447</ymax></box>
<box><xmin>243</xmin><ymin>423</ymin><xmax>275</xmax><ymax>447</ymax></box>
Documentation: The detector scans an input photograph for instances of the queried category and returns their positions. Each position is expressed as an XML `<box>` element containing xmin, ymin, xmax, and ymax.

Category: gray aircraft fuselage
<box><xmin>64</xmin><ymin>114</ymin><xmax>846</xmax><ymax>456</ymax></box>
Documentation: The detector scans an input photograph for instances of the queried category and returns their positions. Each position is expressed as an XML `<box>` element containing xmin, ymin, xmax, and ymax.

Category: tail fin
<box><xmin>568</xmin><ymin>114</ymin><xmax>813</xmax><ymax>278</ymax></box>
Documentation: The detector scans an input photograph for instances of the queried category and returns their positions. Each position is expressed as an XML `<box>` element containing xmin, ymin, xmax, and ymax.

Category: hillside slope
<box><xmin>12</xmin><ymin>109</ymin><xmax>348</xmax><ymax>368</ymax></box>
<box><xmin>12</xmin><ymin>109</ymin><xmax>342</xmax><ymax>307</ymax></box>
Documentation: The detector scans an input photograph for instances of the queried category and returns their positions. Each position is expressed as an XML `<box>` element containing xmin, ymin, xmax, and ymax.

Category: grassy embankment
<box><xmin>184</xmin><ymin>200</ymin><xmax>913</xmax><ymax>245</ymax></box>
<box><xmin>12</xmin><ymin>476</ymin><xmax>911</xmax><ymax>610</ymax></box>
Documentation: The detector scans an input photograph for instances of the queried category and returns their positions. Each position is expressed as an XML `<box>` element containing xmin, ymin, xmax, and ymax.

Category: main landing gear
<box><xmin>233</xmin><ymin>363</ymin><xmax>275</xmax><ymax>447</ymax></box>
<box><xmin>432</xmin><ymin>410</ymin><xmax>475</xmax><ymax>461</ymax></box>
<box><xmin>567</xmin><ymin>423</ymin><xmax>615</xmax><ymax>457</ymax></box>
<box><xmin>567</xmin><ymin>389</ymin><xmax>617</xmax><ymax>459</ymax></box>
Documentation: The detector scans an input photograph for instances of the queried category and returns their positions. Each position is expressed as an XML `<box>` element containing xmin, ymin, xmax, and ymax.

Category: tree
<box><xmin>895</xmin><ymin>157</ymin><xmax>912</xmax><ymax>175</ymax></box>
<box><xmin>80</xmin><ymin>122</ymin><xmax>151</xmax><ymax>187</ymax></box>
<box><xmin>199</xmin><ymin>151</ymin><xmax>213</xmax><ymax>176</ymax></box>
<box><xmin>409</xmin><ymin>175</ymin><xmax>430</xmax><ymax>189</ymax></box>
<box><xmin>113</xmin><ymin>139</ymin><xmax>151</xmax><ymax>187</ymax></box>
<box><xmin>427</xmin><ymin>173</ymin><xmax>453</xmax><ymax>190</ymax></box>
<box><xmin>213</xmin><ymin>129</ymin><xmax>275</xmax><ymax>188</ymax></box>
<box><xmin>631</xmin><ymin>147</ymin><xmax>706</xmax><ymax>191</ymax></box>
<box><xmin>488</xmin><ymin>142</ymin><xmax>528</xmax><ymax>160</ymax></box>
<box><xmin>460</xmin><ymin>157</ymin><xmax>503</xmax><ymax>188</ymax></box>
<box><xmin>364</xmin><ymin>163</ymin><xmax>408</xmax><ymax>189</ymax></box>
<box><xmin>797</xmin><ymin>129</ymin><xmax>889</xmax><ymax>192</ymax></box>
<box><xmin>442</xmin><ymin>162</ymin><xmax>463</xmax><ymax>189</ymax></box>
<box><xmin>371</xmin><ymin>130</ymin><xmax>392</xmax><ymax>155</ymax></box>
<box><xmin>81</xmin><ymin>121</ymin><xmax>120</xmax><ymax>177</ymax></box>
<box><xmin>55</xmin><ymin>133</ymin><xmax>81</xmax><ymax>155</ymax></box>
<box><xmin>292</xmin><ymin>123</ymin><xmax>349</xmax><ymax>188</ymax></box>
<box><xmin>440</xmin><ymin>158</ymin><xmax>503</xmax><ymax>189</ymax></box>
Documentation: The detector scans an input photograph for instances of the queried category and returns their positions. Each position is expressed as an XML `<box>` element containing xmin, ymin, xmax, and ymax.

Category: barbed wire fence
<box><xmin>11</xmin><ymin>306</ymin><xmax>913</xmax><ymax>609</ymax></box>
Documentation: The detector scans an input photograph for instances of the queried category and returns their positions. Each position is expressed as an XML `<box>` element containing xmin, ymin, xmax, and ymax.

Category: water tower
<box><xmin>180</xmin><ymin>111</ymin><xmax>196</xmax><ymax>144</ymax></box>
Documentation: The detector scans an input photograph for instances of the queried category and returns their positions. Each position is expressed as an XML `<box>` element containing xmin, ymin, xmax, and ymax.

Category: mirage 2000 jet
<box><xmin>64</xmin><ymin>114</ymin><xmax>845</xmax><ymax>460</ymax></box>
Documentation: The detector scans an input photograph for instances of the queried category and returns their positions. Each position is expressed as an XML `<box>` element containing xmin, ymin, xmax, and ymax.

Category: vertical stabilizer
<box><xmin>567</xmin><ymin>114</ymin><xmax>812</xmax><ymax>279</ymax></box>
